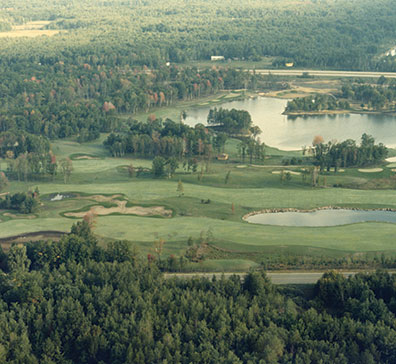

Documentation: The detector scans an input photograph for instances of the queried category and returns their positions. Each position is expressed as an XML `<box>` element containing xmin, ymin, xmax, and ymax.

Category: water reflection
<box><xmin>246</xmin><ymin>209</ymin><xmax>396</xmax><ymax>227</ymax></box>
<box><xmin>184</xmin><ymin>97</ymin><xmax>396</xmax><ymax>150</ymax></box>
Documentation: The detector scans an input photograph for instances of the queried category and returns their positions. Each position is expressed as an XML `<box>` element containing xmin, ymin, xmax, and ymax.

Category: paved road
<box><xmin>252</xmin><ymin>69</ymin><xmax>396</xmax><ymax>79</ymax></box>
<box><xmin>164</xmin><ymin>271</ymin><xmax>361</xmax><ymax>285</ymax></box>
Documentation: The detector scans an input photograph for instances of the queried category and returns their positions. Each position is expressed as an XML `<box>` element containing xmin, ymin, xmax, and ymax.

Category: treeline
<box><xmin>0</xmin><ymin>223</ymin><xmax>396</xmax><ymax>362</ymax></box>
<box><xmin>285</xmin><ymin>94</ymin><xmax>351</xmax><ymax>113</ymax></box>
<box><xmin>104</xmin><ymin>118</ymin><xmax>225</xmax><ymax>159</ymax></box>
<box><xmin>314</xmin><ymin>133</ymin><xmax>387</xmax><ymax>171</ymax></box>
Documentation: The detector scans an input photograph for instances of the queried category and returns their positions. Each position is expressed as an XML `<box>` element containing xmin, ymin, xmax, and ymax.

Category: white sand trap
<box><xmin>391</xmin><ymin>169</ymin><xmax>396</xmax><ymax>172</ymax></box>
<box><xmin>236</xmin><ymin>165</ymin><xmax>247</xmax><ymax>168</ymax></box>
<box><xmin>329</xmin><ymin>168</ymin><xmax>345</xmax><ymax>172</ymax></box>
<box><xmin>358</xmin><ymin>168</ymin><xmax>383</xmax><ymax>173</ymax></box>
<box><xmin>386</xmin><ymin>157</ymin><xmax>396</xmax><ymax>163</ymax></box>
<box><xmin>74</xmin><ymin>155</ymin><xmax>99</xmax><ymax>160</ymax></box>
<box><xmin>272</xmin><ymin>170</ymin><xmax>301</xmax><ymax>175</ymax></box>
<box><xmin>65</xmin><ymin>200</ymin><xmax>172</xmax><ymax>218</ymax></box>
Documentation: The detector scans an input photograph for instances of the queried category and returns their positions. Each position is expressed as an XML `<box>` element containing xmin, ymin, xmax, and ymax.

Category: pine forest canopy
<box><xmin>1</xmin><ymin>224</ymin><xmax>396</xmax><ymax>363</ymax></box>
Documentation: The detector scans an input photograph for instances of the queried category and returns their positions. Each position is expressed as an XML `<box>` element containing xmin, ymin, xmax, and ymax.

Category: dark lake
<box><xmin>184</xmin><ymin>97</ymin><xmax>396</xmax><ymax>150</ymax></box>
<box><xmin>245</xmin><ymin>209</ymin><xmax>396</xmax><ymax>227</ymax></box>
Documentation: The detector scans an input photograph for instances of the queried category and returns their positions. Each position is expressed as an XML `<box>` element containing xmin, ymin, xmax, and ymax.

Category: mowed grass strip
<box><xmin>93</xmin><ymin>215</ymin><xmax>396</xmax><ymax>253</ymax></box>
<box><xmin>26</xmin><ymin>180</ymin><xmax>396</xmax><ymax>210</ymax></box>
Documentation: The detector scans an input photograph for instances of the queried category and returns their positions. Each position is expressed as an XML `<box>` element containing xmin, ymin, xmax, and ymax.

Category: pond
<box><xmin>184</xmin><ymin>97</ymin><xmax>396</xmax><ymax>150</ymax></box>
<box><xmin>245</xmin><ymin>209</ymin><xmax>396</xmax><ymax>227</ymax></box>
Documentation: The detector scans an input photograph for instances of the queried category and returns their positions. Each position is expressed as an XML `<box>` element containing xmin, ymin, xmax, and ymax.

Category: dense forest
<box><xmin>0</xmin><ymin>223</ymin><xmax>395</xmax><ymax>363</ymax></box>
<box><xmin>1</xmin><ymin>0</ymin><xmax>396</xmax><ymax>70</ymax></box>
<box><xmin>0</xmin><ymin>61</ymin><xmax>257</xmax><ymax>141</ymax></box>
<box><xmin>1</xmin><ymin>0</ymin><xmax>395</xmax><ymax>145</ymax></box>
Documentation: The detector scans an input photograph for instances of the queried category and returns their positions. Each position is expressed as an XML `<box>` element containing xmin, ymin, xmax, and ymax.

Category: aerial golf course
<box><xmin>2</xmin><ymin>89</ymin><xmax>396</xmax><ymax>272</ymax></box>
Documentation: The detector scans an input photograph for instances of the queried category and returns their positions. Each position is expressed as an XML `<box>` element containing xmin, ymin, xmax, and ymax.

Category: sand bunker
<box><xmin>74</xmin><ymin>155</ymin><xmax>99</xmax><ymax>160</ymax></box>
<box><xmin>65</xmin><ymin>200</ymin><xmax>172</xmax><ymax>218</ymax></box>
<box><xmin>391</xmin><ymin>169</ymin><xmax>396</xmax><ymax>172</ymax></box>
<box><xmin>236</xmin><ymin>165</ymin><xmax>247</xmax><ymax>168</ymax></box>
<box><xmin>358</xmin><ymin>168</ymin><xmax>383</xmax><ymax>173</ymax></box>
<box><xmin>386</xmin><ymin>157</ymin><xmax>396</xmax><ymax>163</ymax></box>
<box><xmin>329</xmin><ymin>168</ymin><xmax>345</xmax><ymax>172</ymax></box>
<box><xmin>272</xmin><ymin>170</ymin><xmax>301</xmax><ymax>175</ymax></box>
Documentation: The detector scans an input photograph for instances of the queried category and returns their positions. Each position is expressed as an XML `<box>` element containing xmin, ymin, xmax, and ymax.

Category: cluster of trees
<box><xmin>0</xmin><ymin>190</ymin><xmax>39</xmax><ymax>213</ymax></box>
<box><xmin>0</xmin><ymin>131</ymin><xmax>50</xmax><ymax>159</ymax></box>
<box><xmin>2</xmin><ymin>152</ymin><xmax>73</xmax><ymax>183</ymax></box>
<box><xmin>0</xmin><ymin>223</ymin><xmax>396</xmax><ymax>362</ymax></box>
<box><xmin>313</xmin><ymin>134</ymin><xmax>387</xmax><ymax>171</ymax></box>
<box><xmin>237</xmin><ymin>138</ymin><xmax>266</xmax><ymax>164</ymax></box>
<box><xmin>207</xmin><ymin>108</ymin><xmax>253</xmax><ymax>135</ymax></box>
<box><xmin>341</xmin><ymin>78</ymin><xmax>396</xmax><ymax>110</ymax></box>
<box><xmin>285</xmin><ymin>94</ymin><xmax>351</xmax><ymax>113</ymax></box>
<box><xmin>104</xmin><ymin>118</ymin><xmax>220</xmax><ymax>159</ymax></box>
<box><xmin>0</xmin><ymin>130</ymin><xmax>62</xmax><ymax>181</ymax></box>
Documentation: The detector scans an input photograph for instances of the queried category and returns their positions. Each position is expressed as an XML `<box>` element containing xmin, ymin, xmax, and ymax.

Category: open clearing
<box><xmin>0</xmin><ymin>20</ymin><xmax>62</xmax><ymax>38</ymax></box>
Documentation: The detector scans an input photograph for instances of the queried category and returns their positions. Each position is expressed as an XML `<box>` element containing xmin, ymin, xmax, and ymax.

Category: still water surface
<box><xmin>184</xmin><ymin>97</ymin><xmax>396</xmax><ymax>150</ymax></box>
<box><xmin>246</xmin><ymin>209</ymin><xmax>396</xmax><ymax>227</ymax></box>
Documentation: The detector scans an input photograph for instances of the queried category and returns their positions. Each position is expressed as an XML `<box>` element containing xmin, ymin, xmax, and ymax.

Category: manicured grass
<box><xmin>92</xmin><ymin>215</ymin><xmax>396</xmax><ymax>253</ymax></box>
